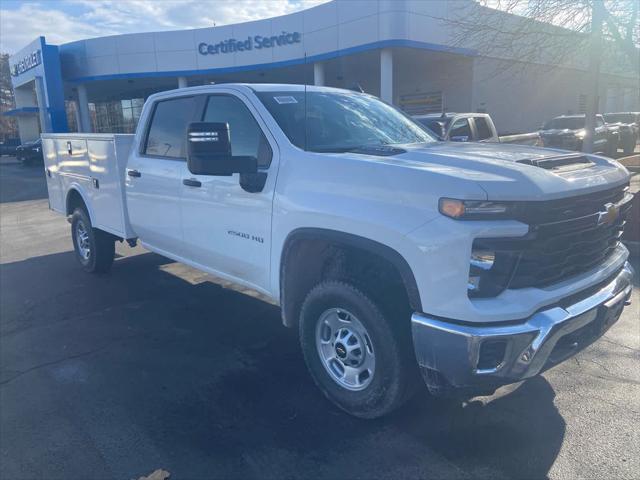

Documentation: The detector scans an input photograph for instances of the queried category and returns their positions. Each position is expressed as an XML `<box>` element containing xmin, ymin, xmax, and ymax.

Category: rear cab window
<box><xmin>473</xmin><ymin>117</ymin><xmax>494</xmax><ymax>140</ymax></box>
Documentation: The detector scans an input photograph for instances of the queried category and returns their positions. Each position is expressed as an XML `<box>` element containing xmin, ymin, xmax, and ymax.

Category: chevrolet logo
<box><xmin>597</xmin><ymin>203</ymin><xmax>619</xmax><ymax>226</ymax></box>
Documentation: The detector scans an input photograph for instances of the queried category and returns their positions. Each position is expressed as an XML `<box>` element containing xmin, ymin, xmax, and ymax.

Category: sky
<box><xmin>0</xmin><ymin>0</ymin><xmax>329</xmax><ymax>54</ymax></box>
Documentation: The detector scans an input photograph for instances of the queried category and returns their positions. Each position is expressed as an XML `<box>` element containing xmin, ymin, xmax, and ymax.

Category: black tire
<box><xmin>623</xmin><ymin>139</ymin><xmax>635</xmax><ymax>155</ymax></box>
<box><xmin>70</xmin><ymin>207</ymin><xmax>115</xmax><ymax>273</ymax></box>
<box><xmin>299</xmin><ymin>280</ymin><xmax>417</xmax><ymax>418</ymax></box>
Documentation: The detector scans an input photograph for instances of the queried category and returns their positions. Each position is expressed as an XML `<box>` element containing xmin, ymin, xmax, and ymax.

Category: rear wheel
<box><xmin>299</xmin><ymin>280</ymin><xmax>416</xmax><ymax>418</ymax></box>
<box><xmin>71</xmin><ymin>207</ymin><xmax>115</xmax><ymax>273</ymax></box>
<box><xmin>623</xmin><ymin>138</ymin><xmax>635</xmax><ymax>155</ymax></box>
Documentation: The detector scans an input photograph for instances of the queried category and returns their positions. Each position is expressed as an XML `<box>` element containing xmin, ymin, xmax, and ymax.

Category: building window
<box><xmin>89</xmin><ymin>98</ymin><xmax>145</xmax><ymax>133</ymax></box>
<box><xmin>399</xmin><ymin>91</ymin><xmax>443</xmax><ymax>115</ymax></box>
<box><xmin>65</xmin><ymin>100</ymin><xmax>78</xmax><ymax>133</ymax></box>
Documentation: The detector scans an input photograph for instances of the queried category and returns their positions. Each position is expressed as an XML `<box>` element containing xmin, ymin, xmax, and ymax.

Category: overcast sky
<box><xmin>0</xmin><ymin>0</ymin><xmax>329</xmax><ymax>54</ymax></box>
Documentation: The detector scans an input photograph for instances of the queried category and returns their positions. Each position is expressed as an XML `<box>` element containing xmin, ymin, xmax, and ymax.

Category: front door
<box><xmin>126</xmin><ymin>95</ymin><xmax>199</xmax><ymax>256</ymax></box>
<box><xmin>179</xmin><ymin>92</ymin><xmax>278</xmax><ymax>293</ymax></box>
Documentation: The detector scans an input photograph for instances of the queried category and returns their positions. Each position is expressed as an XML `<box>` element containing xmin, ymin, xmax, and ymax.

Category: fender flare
<box><xmin>65</xmin><ymin>185</ymin><xmax>95</xmax><ymax>225</ymax></box>
<box><xmin>279</xmin><ymin>228</ymin><xmax>423</xmax><ymax>325</ymax></box>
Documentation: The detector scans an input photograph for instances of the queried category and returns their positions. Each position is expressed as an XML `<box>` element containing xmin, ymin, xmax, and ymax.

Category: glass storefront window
<box><xmin>88</xmin><ymin>98</ymin><xmax>145</xmax><ymax>133</ymax></box>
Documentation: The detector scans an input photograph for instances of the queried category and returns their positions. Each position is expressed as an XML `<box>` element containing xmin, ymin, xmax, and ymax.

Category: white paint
<box><xmin>380</xmin><ymin>48</ymin><xmax>393</xmax><ymax>103</ymax></box>
<box><xmin>313</xmin><ymin>62</ymin><xmax>325</xmax><ymax>86</ymax></box>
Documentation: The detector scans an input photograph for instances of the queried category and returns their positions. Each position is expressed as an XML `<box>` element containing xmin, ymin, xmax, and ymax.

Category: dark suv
<box><xmin>603</xmin><ymin>113</ymin><xmax>638</xmax><ymax>155</ymax></box>
<box><xmin>540</xmin><ymin>114</ymin><xmax>617</xmax><ymax>156</ymax></box>
<box><xmin>0</xmin><ymin>138</ymin><xmax>21</xmax><ymax>156</ymax></box>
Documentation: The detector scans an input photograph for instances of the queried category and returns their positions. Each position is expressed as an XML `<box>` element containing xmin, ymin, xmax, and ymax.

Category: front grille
<box><xmin>478</xmin><ymin>184</ymin><xmax>632</xmax><ymax>290</ymax></box>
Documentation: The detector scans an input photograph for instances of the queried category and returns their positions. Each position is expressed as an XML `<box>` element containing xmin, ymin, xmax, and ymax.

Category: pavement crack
<box><xmin>599</xmin><ymin>337</ymin><xmax>639</xmax><ymax>352</ymax></box>
<box><xmin>0</xmin><ymin>334</ymin><xmax>140</xmax><ymax>387</ymax></box>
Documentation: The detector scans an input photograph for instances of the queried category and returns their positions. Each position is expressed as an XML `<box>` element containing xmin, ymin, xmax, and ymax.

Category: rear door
<box><xmin>179</xmin><ymin>91</ymin><xmax>278</xmax><ymax>293</ymax></box>
<box><xmin>471</xmin><ymin>116</ymin><xmax>497</xmax><ymax>142</ymax></box>
<box><xmin>126</xmin><ymin>95</ymin><xmax>199</xmax><ymax>256</ymax></box>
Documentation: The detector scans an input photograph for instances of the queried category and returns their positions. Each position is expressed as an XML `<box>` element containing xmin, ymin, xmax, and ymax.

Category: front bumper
<box><xmin>412</xmin><ymin>262</ymin><xmax>634</xmax><ymax>396</ymax></box>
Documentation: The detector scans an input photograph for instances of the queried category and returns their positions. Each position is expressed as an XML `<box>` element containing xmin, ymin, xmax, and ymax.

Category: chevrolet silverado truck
<box><xmin>42</xmin><ymin>84</ymin><xmax>634</xmax><ymax>418</ymax></box>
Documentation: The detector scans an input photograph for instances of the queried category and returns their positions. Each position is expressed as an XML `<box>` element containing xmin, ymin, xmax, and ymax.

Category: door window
<box><xmin>596</xmin><ymin>116</ymin><xmax>605</xmax><ymax>127</ymax></box>
<box><xmin>144</xmin><ymin>96</ymin><xmax>196</xmax><ymax>158</ymax></box>
<box><xmin>449</xmin><ymin>118</ymin><xmax>472</xmax><ymax>140</ymax></box>
<box><xmin>203</xmin><ymin>95</ymin><xmax>272</xmax><ymax>167</ymax></box>
<box><xmin>474</xmin><ymin>117</ymin><xmax>493</xmax><ymax>140</ymax></box>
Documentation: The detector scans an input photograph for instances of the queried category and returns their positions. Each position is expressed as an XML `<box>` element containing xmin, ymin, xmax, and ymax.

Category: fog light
<box><xmin>477</xmin><ymin>340</ymin><xmax>507</xmax><ymax>371</ymax></box>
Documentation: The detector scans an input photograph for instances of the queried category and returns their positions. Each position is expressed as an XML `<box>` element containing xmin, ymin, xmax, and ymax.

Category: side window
<box><xmin>596</xmin><ymin>116</ymin><xmax>604</xmax><ymax>127</ymax></box>
<box><xmin>474</xmin><ymin>117</ymin><xmax>493</xmax><ymax>140</ymax></box>
<box><xmin>144</xmin><ymin>96</ymin><xmax>196</xmax><ymax>158</ymax></box>
<box><xmin>449</xmin><ymin>118</ymin><xmax>472</xmax><ymax>140</ymax></box>
<box><xmin>203</xmin><ymin>95</ymin><xmax>272</xmax><ymax>168</ymax></box>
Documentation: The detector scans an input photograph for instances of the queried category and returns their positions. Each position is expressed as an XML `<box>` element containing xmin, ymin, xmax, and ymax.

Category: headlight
<box><xmin>468</xmin><ymin>242</ymin><xmax>520</xmax><ymax>297</ymax></box>
<box><xmin>439</xmin><ymin>198</ymin><xmax>515</xmax><ymax>220</ymax></box>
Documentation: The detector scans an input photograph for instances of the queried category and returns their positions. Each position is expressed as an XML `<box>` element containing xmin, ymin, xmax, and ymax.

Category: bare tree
<box><xmin>0</xmin><ymin>53</ymin><xmax>18</xmax><ymax>140</ymax></box>
<box><xmin>435</xmin><ymin>0</ymin><xmax>639</xmax><ymax>152</ymax></box>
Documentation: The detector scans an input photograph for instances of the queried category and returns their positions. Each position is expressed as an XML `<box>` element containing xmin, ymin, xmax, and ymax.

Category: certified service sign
<box><xmin>11</xmin><ymin>49</ymin><xmax>42</xmax><ymax>77</ymax></box>
<box><xmin>198</xmin><ymin>31</ymin><xmax>301</xmax><ymax>55</ymax></box>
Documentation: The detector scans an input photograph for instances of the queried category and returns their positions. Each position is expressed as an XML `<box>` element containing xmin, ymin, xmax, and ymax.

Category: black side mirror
<box><xmin>186</xmin><ymin>122</ymin><xmax>257</xmax><ymax>176</ymax></box>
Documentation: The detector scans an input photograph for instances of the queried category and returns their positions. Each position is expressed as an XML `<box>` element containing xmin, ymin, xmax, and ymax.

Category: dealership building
<box><xmin>6</xmin><ymin>0</ymin><xmax>640</xmax><ymax>142</ymax></box>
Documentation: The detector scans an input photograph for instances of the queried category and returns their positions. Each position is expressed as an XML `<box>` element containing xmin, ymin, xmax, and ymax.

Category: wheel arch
<box><xmin>279</xmin><ymin>228</ymin><xmax>422</xmax><ymax>327</ymax></box>
<box><xmin>65</xmin><ymin>186</ymin><xmax>94</xmax><ymax>224</ymax></box>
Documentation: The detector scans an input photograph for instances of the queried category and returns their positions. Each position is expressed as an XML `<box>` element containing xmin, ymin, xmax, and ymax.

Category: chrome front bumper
<box><xmin>411</xmin><ymin>262</ymin><xmax>634</xmax><ymax>395</ymax></box>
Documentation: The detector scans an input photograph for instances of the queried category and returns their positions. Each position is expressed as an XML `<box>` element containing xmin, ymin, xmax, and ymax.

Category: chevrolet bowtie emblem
<box><xmin>597</xmin><ymin>203</ymin><xmax>619</xmax><ymax>226</ymax></box>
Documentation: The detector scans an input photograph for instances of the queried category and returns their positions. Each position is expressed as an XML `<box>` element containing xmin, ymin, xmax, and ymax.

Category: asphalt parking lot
<box><xmin>0</xmin><ymin>158</ymin><xmax>639</xmax><ymax>480</ymax></box>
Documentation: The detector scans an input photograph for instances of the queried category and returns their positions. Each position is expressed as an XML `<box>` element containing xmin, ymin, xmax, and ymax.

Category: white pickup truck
<box><xmin>42</xmin><ymin>84</ymin><xmax>634</xmax><ymax>418</ymax></box>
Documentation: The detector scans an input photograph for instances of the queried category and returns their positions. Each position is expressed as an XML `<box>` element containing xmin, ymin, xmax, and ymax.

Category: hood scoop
<box><xmin>517</xmin><ymin>154</ymin><xmax>594</xmax><ymax>173</ymax></box>
<box><xmin>351</xmin><ymin>145</ymin><xmax>406</xmax><ymax>156</ymax></box>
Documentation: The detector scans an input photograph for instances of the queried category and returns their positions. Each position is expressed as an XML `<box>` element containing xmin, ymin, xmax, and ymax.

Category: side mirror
<box><xmin>186</xmin><ymin>122</ymin><xmax>257</xmax><ymax>176</ymax></box>
<box><xmin>450</xmin><ymin>135</ymin><xmax>469</xmax><ymax>142</ymax></box>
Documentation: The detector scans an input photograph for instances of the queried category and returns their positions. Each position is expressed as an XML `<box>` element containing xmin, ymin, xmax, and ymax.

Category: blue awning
<box><xmin>2</xmin><ymin>107</ymin><xmax>39</xmax><ymax>116</ymax></box>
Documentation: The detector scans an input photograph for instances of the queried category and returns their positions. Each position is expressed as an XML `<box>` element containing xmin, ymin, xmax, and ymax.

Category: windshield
<box><xmin>256</xmin><ymin>90</ymin><xmax>436</xmax><ymax>152</ymax></box>
<box><xmin>543</xmin><ymin>117</ymin><xmax>585</xmax><ymax>130</ymax></box>
<box><xmin>604</xmin><ymin>113</ymin><xmax>633</xmax><ymax>123</ymax></box>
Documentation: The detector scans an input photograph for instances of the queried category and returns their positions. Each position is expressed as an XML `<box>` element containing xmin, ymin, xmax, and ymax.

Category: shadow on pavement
<box><xmin>0</xmin><ymin>250</ymin><xmax>565</xmax><ymax>480</ymax></box>
<box><xmin>0</xmin><ymin>161</ymin><xmax>48</xmax><ymax>203</ymax></box>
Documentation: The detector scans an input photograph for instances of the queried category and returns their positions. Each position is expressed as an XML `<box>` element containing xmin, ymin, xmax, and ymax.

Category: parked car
<box><xmin>603</xmin><ymin>113</ymin><xmax>638</xmax><ymax>155</ymax></box>
<box><xmin>42</xmin><ymin>85</ymin><xmax>634</xmax><ymax>418</ymax></box>
<box><xmin>413</xmin><ymin>113</ymin><xmax>499</xmax><ymax>142</ymax></box>
<box><xmin>0</xmin><ymin>138</ymin><xmax>21</xmax><ymax>156</ymax></box>
<box><xmin>16</xmin><ymin>138</ymin><xmax>44</xmax><ymax>165</ymax></box>
<box><xmin>603</xmin><ymin>112</ymin><xmax>640</xmax><ymax>138</ymax></box>
<box><xmin>413</xmin><ymin>113</ymin><xmax>541</xmax><ymax>146</ymax></box>
<box><xmin>540</xmin><ymin>114</ymin><xmax>617</xmax><ymax>156</ymax></box>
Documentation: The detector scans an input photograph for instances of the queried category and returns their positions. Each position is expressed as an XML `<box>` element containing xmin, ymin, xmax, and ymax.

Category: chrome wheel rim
<box><xmin>75</xmin><ymin>220</ymin><xmax>91</xmax><ymax>261</ymax></box>
<box><xmin>315</xmin><ymin>308</ymin><xmax>375</xmax><ymax>391</ymax></box>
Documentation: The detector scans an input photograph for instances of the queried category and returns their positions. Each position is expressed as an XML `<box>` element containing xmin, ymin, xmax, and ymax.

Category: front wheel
<box><xmin>299</xmin><ymin>280</ymin><xmax>417</xmax><ymax>418</ymax></box>
<box><xmin>71</xmin><ymin>207</ymin><xmax>115</xmax><ymax>273</ymax></box>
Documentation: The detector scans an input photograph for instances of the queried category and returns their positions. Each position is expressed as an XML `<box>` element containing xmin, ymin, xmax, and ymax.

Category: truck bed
<box><xmin>42</xmin><ymin>133</ymin><xmax>136</xmax><ymax>239</ymax></box>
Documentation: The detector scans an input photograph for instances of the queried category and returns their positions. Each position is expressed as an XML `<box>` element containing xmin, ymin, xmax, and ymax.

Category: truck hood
<box><xmin>353</xmin><ymin>142</ymin><xmax>630</xmax><ymax>201</ymax></box>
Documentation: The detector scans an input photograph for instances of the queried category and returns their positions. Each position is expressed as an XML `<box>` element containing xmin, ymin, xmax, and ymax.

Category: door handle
<box><xmin>127</xmin><ymin>169</ymin><xmax>141</xmax><ymax>178</ymax></box>
<box><xmin>183</xmin><ymin>178</ymin><xmax>202</xmax><ymax>188</ymax></box>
